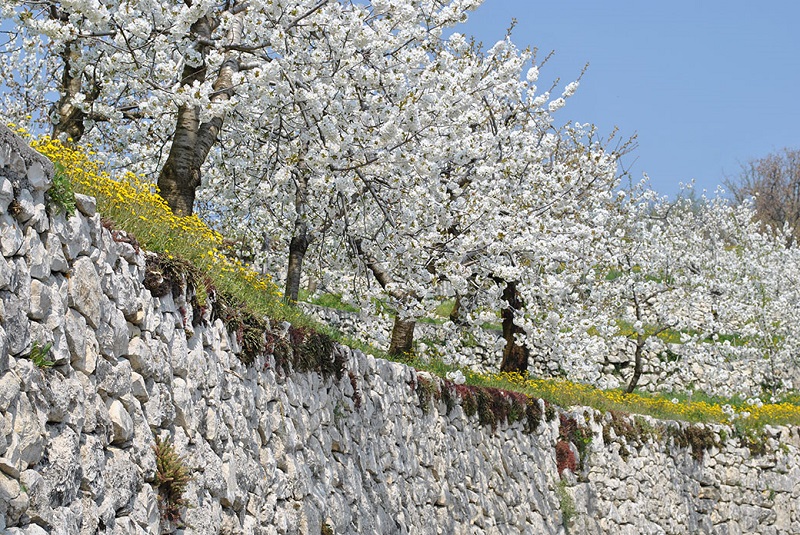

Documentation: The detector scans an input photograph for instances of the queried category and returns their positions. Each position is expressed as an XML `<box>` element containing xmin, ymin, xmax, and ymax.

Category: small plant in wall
<box><xmin>556</xmin><ymin>479</ymin><xmax>577</xmax><ymax>532</ymax></box>
<box><xmin>46</xmin><ymin>163</ymin><xmax>76</xmax><ymax>217</ymax></box>
<box><xmin>153</xmin><ymin>436</ymin><xmax>192</xmax><ymax>527</ymax></box>
<box><xmin>28</xmin><ymin>341</ymin><xmax>55</xmax><ymax>368</ymax></box>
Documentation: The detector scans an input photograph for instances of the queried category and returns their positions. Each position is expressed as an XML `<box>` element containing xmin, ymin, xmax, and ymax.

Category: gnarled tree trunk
<box><xmin>284</xmin><ymin>229</ymin><xmax>310</xmax><ymax>304</ymax></box>
<box><xmin>625</xmin><ymin>334</ymin><xmax>645</xmax><ymax>393</ymax></box>
<box><xmin>284</xmin><ymin>170</ymin><xmax>311</xmax><ymax>303</ymax></box>
<box><xmin>355</xmin><ymin>239</ymin><xmax>416</xmax><ymax>357</ymax></box>
<box><xmin>389</xmin><ymin>317</ymin><xmax>416</xmax><ymax>356</ymax></box>
<box><xmin>499</xmin><ymin>280</ymin><xmax>529</xmax><ymax>373</ymax></box>
<box><xmin>52</xmin><ymin>39</ymin><xmax>89</xmax><ymax>143</ymax></box>
<box><xmin>157</xmin><ymin>14</ymin><xmax>241</xmax><ymax>216</ymax></box>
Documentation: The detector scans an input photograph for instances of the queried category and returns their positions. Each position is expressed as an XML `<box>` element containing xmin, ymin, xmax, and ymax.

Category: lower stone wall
<box><xmin>1</xmin><ymin>124</ymin><xmax>799</xmax><ymax>535</ymax></box>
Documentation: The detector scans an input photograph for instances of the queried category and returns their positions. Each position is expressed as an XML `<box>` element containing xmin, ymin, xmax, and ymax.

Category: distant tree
<box><xmin>724</xmin><ymin>148</ymin><xmax>800</xmax><ymax>244</ymax></box>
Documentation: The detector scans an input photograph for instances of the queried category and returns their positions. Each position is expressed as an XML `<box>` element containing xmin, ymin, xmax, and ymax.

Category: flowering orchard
<box><xmin>2</xmin><ymin>0</ymin><xmax>798</xmax><ymax>398</ymax></box>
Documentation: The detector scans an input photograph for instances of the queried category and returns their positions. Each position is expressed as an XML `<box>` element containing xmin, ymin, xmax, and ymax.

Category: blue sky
<box><xmin>455</xmin><ymin>0</ymin><xmax>800</xmax><ymax>196</ymax></box>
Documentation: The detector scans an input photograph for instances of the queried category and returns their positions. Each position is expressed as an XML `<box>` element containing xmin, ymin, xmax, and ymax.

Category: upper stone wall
<box><xmin>1</xmin><ymin>125</ymin><xmax>799</xmax><ymax>535</ymax></box>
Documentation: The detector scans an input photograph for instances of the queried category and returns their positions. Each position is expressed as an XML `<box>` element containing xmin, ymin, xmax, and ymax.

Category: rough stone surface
<box><xmin>2</xmin><ymin>124</ymin><xmax>800</xmax><ymax>535</ymax></box>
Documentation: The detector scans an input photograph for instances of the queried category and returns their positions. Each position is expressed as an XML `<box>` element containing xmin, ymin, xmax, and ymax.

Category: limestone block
<box><xmin>129</xmin><ymin>483</ymin><xmax>160</xmax><ymax>533</ymax></box>
<box><xmin>220</xmin><ymin>451</ymin><xmax>240</xmax><ymax>509</ymax></box>
<box><xmin>26</xmin><ymin>160</ymin><xmax>51</xmax><ymax>191</ymax></box>
<box><xmin>0</xmin><ymin>370</ymin><xmax>20</xmax><ymax>413</ymax></box>
<box><xmin>74</xmin><ymin>193</ymin><xmax>96</xmax><ymax>217</ymax></box>
<box><xmin>0</xmin><ymin>177</ymin><xmax>13</xmax><ymax>213</ymax></box>
<box><xmin>126</xmin><ymin>335</ymin><xmax>155</xmax><ymax>378</ymax></box>
<box><xmin>98</xmin><ymin>448</ymin><xmax>138</xmax><ymax>518</ymax></box>
<box><xmin>0</xmin><ymin>253</ymin><xmax>11</xmax><ymax>292</ymax></box>
<box><xmin>1</xmin><ymin>292</ymin><xmax>29</xmax><ymax>356</ymax></box>
<box><xmin>96</xmin><ymin>358</ymin><xmax>132</xmax><ymax>399</ymax></box>
<box><xmin>9</xmin><ymin>394</ymin><xmax>45</xmax><ymax>469</ymax></box>
<box><xmin>45</xmin><ymin>232</ymin><xmax>69</xmax><ymax>273</ymax></box>
<box><xmin>142</xmin><ymin>382</ymin><xmax>175</xmax><ymax>429</ymax></box>
<box><xmin>40</xmin><ymin>426</ymin><xmax>81</xmax><ymax>507</ymax></box>
<box><xmin>80</xmin><ymin>434</ymin><xmax>106</xmax><ymax>501</ymax></box>
<box><xmin>0</xmin><ymin>471</ymin><xmax>28</xmax><ymax>526</ymax></box>
<box><xmin>101</xmin><ymin>268</ymin><xmax>139</xmax><ymax>320</ymax></box>
<box><xmin>38</xmin><ymin>372</ymin><xmax>84</xmax><ymax>427</ymax></box>
<box><xmin>64</xmin><ymin>308</ymin><xmax>89</xmax><ymax>367</ymax></box>
<box><xmin>130</xmin><ymin>371</ymin><xmax>148</xmax><ymax>402</ymax></box>
<box><xmin>96</xmin><ymin>304</ymin><xmax>128</xmax><ymax>359</ymax></box>
<box><xmin>68</xmin><ymin>256</ymin><xmax>102</xmax><ymax>328</ymax></box>
<box><xmin>169</xmin><ymin>326</ymin><xmax>189</xmax><ymax>377</ymax></box>
<box><xmin>24</xmin><ymin>233</ymin><xmax>49</xmax><ymax>283</ymax></box>
<box><xmin>89</xmin><ymin>391</ymin><xmax>113</xmax><ymax>439</ymax></box>
<box><xmin>28</xmin><ymin>279</ymin><xmax>51</xmax><ymax>320</ymax></box>
<box><xmin>172</xmin><ymin>376</ymin><xmax>194</xmax><ymax>432</ymax></box>
<box><xmin>52</xmin><ymin>212</ymin><xmax>92</xmax><ymax>261</ymax></box>
<box><xmin>5</xmin><ymin>526</ymin><xmax>49</xmax><ymax>535</ymax></box>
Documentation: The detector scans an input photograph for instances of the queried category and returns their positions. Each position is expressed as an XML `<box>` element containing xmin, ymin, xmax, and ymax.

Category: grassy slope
<box><xmin>29</xmin><ymin>134</ymin><xmax>800</xmax><ymax>433</ymax></box>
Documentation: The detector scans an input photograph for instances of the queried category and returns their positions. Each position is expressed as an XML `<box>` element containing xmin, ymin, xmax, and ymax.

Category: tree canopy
<box><xmin>2</xmin><ymin>0</ymin><xmax>797</xmax><ymax>397</ymax></box>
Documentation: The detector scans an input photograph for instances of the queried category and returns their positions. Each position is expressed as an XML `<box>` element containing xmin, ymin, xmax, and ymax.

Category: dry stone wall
<box><xmin>1</xmin><ymin>125</ymin><xmax>799</xmax><ymax>534</ymax></box>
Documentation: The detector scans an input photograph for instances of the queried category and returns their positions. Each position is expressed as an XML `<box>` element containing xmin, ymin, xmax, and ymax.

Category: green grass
<box><xmin>299</xmin><ymin>290</ymin><xmax>359</xmax><ymax>313</ymax></box>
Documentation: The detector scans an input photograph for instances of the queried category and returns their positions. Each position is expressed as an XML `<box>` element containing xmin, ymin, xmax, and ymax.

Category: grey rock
<box><xmin>26</xmin><ymin>159</ymin><xmax>52</xmax><ymax>191</ymax></box>
<box><xmin>0</xmin><ymin>470</ymin><xmax>24</xmax><ymax>518</ymax></box>
<box><xmin>130</xmin><ymin>371</ymin><xmax>148</xmax><ymax>402</ymax></box>
<box><xmin>98</xmin><ymin>448</ymin><xmax>138</xmax><ymax>517</ymax></box>
<box><xmin>25</xmin><ymin>229</ymin><xmax>50</xmax><ymax>281</ymax></box>
<box><xmin>79</xmin><ymin>434</ymin><xmax>106</xmax><ymax>501</ymax></box>
<box><xmin>172</xmin><ymin>376</ymin><xmax>194</xmax><ymax>432</ymax></box>
<box><xmin>0</xmin><ymin>370</ymin><xmax>20</xmax><ymax>413</ymax></box>
<box><xmin>5</xmin><ymin>527</ymin><xmax>49</xmax><ymax>535</ymax></box>
<box><xmin>2</xmin><ymin>292</ymin><xmax>30</xmax><ymax>356</ymax></box>
<box><xmin>52</xmin><ymin>213</ymin><xmax>92</xmax><ymax>261</ymax></box>
<box><xmin>0</xmin><ymin>176</ymin><xmax>13</xmax><ymax>213</ymax></box>
<box><xmin>0</xmin><ymin>213</ymin><xmax>24</xmax><ymax>257</ymax></box>
<box><xmin>46</xmin><ymin>232</ymin><xmax>69</xmax><ymax>273</ymax></box>
<box><xmin>40</xmin><ymin>426</ymin><xmax>81</xmax><ymax>508</ymax></box>
<box><xmin>64</xmin><ymin>309</ymin><xmax>89</xmax><ymax>367</ymax></box>
<box><xmin>39</xmin><ymin>372</ymin><xmax>84</xmax><ymax>426</ymax></box>
<box><xmin>95</xmin><ymin>357</ymin><xmax>132</xmax><ymax>399</ymax></box>
<box><xmin>28</xmin><ymin>279</ymin><xmax>51</xmax><ymax>320</ymax></box>
<box><xmin>9</xmin><ymin>394</ymin><xmax>45</xmax><ymax>469</ymax></box>
<box><xmin>101</xmin><ymin>267</ymin><xmax>140</xmax><ymax>320</ymax></box>
<box><xmin>0</xmin><ymin>253</ymin><xmax>12</xmax><ymax>290</ymax></box>
<box><xmin>14</xmin><ymin>188</ymin><xmax>37</xmax><ymax>224</ymax></box>
<box><xmin>108</xmin><ymin>399</ymin><xmax>134</xmax><ymax>444</ymax></box>
<box><xmin>97</xmin><ymin>303</ymin><xmax>129</xmax><ymax>359</ymax></box>
<box><xmin>0</xmin><ymin>326</ymin><xmax>7</xmax><ymax>373</ymax></box>
<box><xmin>126</xmin><ymin>336</ymin><xmax>154</xmax><ymax>378</ymax></box>
<box><xmin>68</xmin><ymin>256</ymin><xmax>103</xmax><ymax>328</ymax></box>
<box><xmin>74</xmin><ymin>193</ymin><xmax>96</xmax><ymax>217</ymax></box>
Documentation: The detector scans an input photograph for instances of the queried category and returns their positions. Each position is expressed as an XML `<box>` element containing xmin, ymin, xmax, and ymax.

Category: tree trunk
<box><xmin>157</xmin><ymin>103</ymin><xmax>205</xmax><ymax>216</ymax></box>
<box><xmin>499</xmin><ymin>280</ymin><xmax>529</xmax><ymax>374</ymax></box>
<box><xmin>283</xmin><ymin>167</ymin><xmax>311</xmax><ymax>303</ymax></box>
<box><xmin>52</xmin><ymin>40</ymin><xmax>88</xmax><ymax>143</ymax></box>
<box><xmin>388</xmin><ymin>317</ymin><xmax>416</xmax><ymax>356</ymax></box>
<box><xmin>156</xmin><ymin>14</ymin><xmax>240</xmax><ymax>216</ymax></box>
<box><xmin>284</xmin><ymin>224</ymin><xmax>309</xmax><ymax>304</ymax></box>
<box><xmin>354</xmin><ymin>238</ymin><xmax>418</xmax><ymax>356</ymax></box>
<box><xmin>449</xmin><ymin>294</ymin><xmax>462</xmax><ymax>324</ymax></box>
<box><xmin>625</xmin><ymin>335</ymin><xmax>645</xmax><ymax>393</ymax></box>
